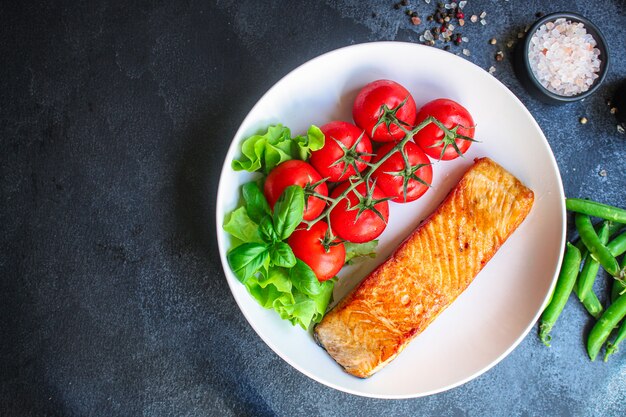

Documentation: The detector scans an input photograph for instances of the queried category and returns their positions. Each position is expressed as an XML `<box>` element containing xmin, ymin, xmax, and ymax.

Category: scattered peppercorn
<box><xmin>495</xmin><ymin>51</ymin><xmax>504</xmax><ymax>61</ymax></box>
<box><xmin>394</xmin><ymin>3</ymin><xmax>400</xmax><ymax>10</ymax></box>
<box><xmin>444</xmin><ymin>45</ymin><xmax>451</xmax><ymax>51</ymax></box>
<box><xmin>427</xmin><ymin>15</ymin><xmax>433</xmax><ymax>21</ymax></box>
<box><xmin>536</xmin><ymin>12</ymin><xmax>545</xmax><ymax>18</ymax></box>
<box><xmin>580</xmin><ymin>117</ymin><xmax>588</xmax><ymax>125</ymax></box>
<box><xmin>405</xmin><ymin>9</ymin><xmax>413</xmax><ymax>16</ymax></box>
<box><xmin>489</xmin><ymin>38</ymin><xmax>497</xmax><ymax>45</ymax></box>
<box><xmin>401</xmin><ymin>0</ymin><xmax>408</xmax><ymax>6</ymax></box>
<box><xmin>610</xmin><ymin>107</ymin><xmax>617</xmax><ymax>115</ymax></box>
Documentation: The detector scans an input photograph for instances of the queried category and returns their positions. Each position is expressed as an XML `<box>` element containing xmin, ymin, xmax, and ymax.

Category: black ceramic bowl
<box><xmin>514</xmin><ymin>12</ymin><xmax>610</xmax><ymax>105</ymax></box>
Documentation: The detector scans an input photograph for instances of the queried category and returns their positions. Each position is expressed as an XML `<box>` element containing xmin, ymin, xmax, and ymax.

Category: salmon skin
<box><xmin>313</xmin><ymin>157</ymin><xmax>534</xmax><ymax>378</ymax></box>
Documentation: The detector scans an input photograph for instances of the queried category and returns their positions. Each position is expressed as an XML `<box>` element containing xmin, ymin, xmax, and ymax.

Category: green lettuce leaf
<box><xmin>231</xmin><ymin>124</ymin><xmax>325</xmax><ymax>174</ymax></box>
<box><xmin>241</xmin><ymin>263</ymin><xmax>335</xmax><ymax>330</ymax></box>
<box><xmin>344</xmin><ymin>240</ymin><xmax>379</xmax><ymax>265</ymax></box>
<box><xmin>223</xmin><ymin>207</ymin><xmax>262</xmax><ymax>245</ymax></box>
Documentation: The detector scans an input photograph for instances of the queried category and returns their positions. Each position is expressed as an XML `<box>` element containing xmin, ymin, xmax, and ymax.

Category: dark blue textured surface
<box><xmin>1</xmin><ymin>1</ymin><xmax>624</xmax><ymax>415</ymax></box>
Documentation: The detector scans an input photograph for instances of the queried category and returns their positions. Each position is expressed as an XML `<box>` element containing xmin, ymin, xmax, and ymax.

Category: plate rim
<box><xmin>215</xmin><ymin>41</ymin><xmax>567</xmax><ymax>399</ymax></box>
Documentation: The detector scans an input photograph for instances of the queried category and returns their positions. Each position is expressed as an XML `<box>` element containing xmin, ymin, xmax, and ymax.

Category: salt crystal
<box><xmin>459</xmin><ymin>1</ymin><xmax>467</xmax><ymax>9</ymax></box>
<box><xmin>448</xmin><ymin>24</ymin><xmax>455</xmax><ymax>31</ymax></box>
<box><xmin>481</xmin><ymin>19</ymin><xmax>487</xmax><ymax>25</ymax></box>
<box><xmin>462</xmin><ymin>36</ymin><xmax>468</xmax><ymax>42</ymax></box>
<box><xmin>489</xmin><ymin>66</ymin><xmax>496</xmax><ymax>74</ymax></box>
<box><xmin>425</xmin><ymin>0</ymin><xmax>431</xmax><ymax>3</ymax></box>
<box><xmin>419</xmin><ymin>35</ymin><xmax>425</xmax><ymax>42</ymax></box>
<box><xmin>424</xmin><ymin>30</ymin><xmax>434</xmax><ymax>41</ymax></box>
<box><xmin>528</xmin><ymin>19</ymin><xmax>602</xmax><ymax>96</ymax></box>
<box><xmin>445</xmin><ymin>3</ymin><xmax>451</xmax><ymax>9</ymax></box>
<box><xmin>463</xmin><ymin>49</ymin><xmax>470</xmax><ymax>56</ymax></box>
<box><xmin>618</xmin><ymin>125</ymin><xmax>625</xmax><ymax>134</ymax></box>
<box><xmin>480</xmin><ymin>11</ymin><xmax>487</xmax><ymax>19</ymax></box>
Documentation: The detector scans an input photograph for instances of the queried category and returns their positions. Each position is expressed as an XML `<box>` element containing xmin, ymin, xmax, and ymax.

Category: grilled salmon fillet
<box><xmin>314</xmin><ymin>157</ymin><xmax>534</xmax><ymax>378</ymax></box>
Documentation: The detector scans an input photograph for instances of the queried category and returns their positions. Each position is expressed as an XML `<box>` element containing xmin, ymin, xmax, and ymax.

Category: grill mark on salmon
<box><xmin>313</xmin><ymin>157</ymin><xmax>535</xmax><ymax>378</ymax></box>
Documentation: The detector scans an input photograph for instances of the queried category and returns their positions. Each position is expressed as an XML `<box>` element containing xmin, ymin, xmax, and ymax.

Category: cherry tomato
<box><xmin>329</xmin><ymin>181</ymin><xmax>389</xmax><ymax>243</ymax></box>
<box><xmin>264</xmin><ymin>160</ymin><xmax>328</xmax><ymax>221</ymax></box>
<box><xmin>352</xmin><ymin>79</ymin><xmax>417</xmax><ymax>142</ymax></box>
<box><xmin>310</xmin><ymin>121</ymin><xmax>373</xmax><ymax>183</ymax></box>
<box><xmin>370</xmin><ymin>142</ymin><xmax>433</xmax><ymax>203</ymax></box>
<box><xmin>287</xmin><ymin>221</ymin><xmax>345</xmax><ymax>282</ymax></box>
<box><xmin>413</xmin><ymin>98</ymin><xmax>475</xmax><ymax>161</ymax></box>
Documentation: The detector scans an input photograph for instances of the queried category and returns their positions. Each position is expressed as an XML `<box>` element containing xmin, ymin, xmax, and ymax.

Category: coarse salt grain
<box><xmin>528</xmin><ymin>18</ymin><xmax>601</xmax><ymax>96</ymax></box>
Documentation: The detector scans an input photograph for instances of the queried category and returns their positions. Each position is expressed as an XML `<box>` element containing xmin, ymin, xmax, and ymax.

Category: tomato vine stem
<box><xmin>303</xmin><ymin>109</ymin><xmax>467</xmax><ymax>231</ymax></box>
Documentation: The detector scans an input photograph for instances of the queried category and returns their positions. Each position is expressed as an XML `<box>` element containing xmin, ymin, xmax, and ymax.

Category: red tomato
<box><xmin>329</xmin><ymin>181</ymin><xmax>389</xmax><ymax>243</ymax></box>
<box><xmin>264</xmin><ymin>160</ymin><xmax>328</xmax><ymax>221</ymax></box>
<box><xmin>287</xmin><ymin>221</ymin><xmax>345</xmax><ymax>282</ymax></box>
<box><xmin>413</xmin><ymin>98</ymin><xmax>475</xmax><ymax>161</ymax></box>
<box><xmin>352</xmin><ymin>80</ymin><xmax>417</xmax><ymax>142</ymax></box>
<box><xmin>310</xmin><ymin>121</ymin><xmax>373</xmax><ymax>182</ymax></box>
<box><xmin>370</xmin><ymin>142</ymin><xmax>433</xmax><ymax>203</ymax></box>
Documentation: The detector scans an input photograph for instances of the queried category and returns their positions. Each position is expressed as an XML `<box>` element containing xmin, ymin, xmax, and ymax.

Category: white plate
<box><xmin>216</xmin><ymin>42</ymin><xmax>566</xmax><ymax>398</ymax></box>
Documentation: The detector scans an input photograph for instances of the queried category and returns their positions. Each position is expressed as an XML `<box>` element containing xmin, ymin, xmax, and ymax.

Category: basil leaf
<box><xmin>259</xmin><ymin>215</ymin><xmax>278</xmax><ymax>243</ymax></box>
<box><xmin>290</xmin><ymin>259</ymin><xmax>323</xmax><ymax>296</ymax></box>
<box><xmin>344</xmin><ymin>240</ymin><xmax>379</xmax><ymax>265</ymax></box>
<box><xmin>273</xmin><ymin>185</ymin><xmax>304</xmax><ymax>240</ymax></box>
<box><xmin>242</xmin><ymin>182</ymin><xmax>270</xmax><ymax>223</ymax></box>
<box><xmin>269</xmin><ymin>242</ymin><xmax>296</xmax><ymax>268</ymax></box>
<box><xmin>223</xmin><ymin>207</ymin><xmax>262</xmax><ymax>244</ymax></box>
<box><xmin>227</xmin><ymin>243</ymin><xmax>269</xmax><ymax>283</ymax></box>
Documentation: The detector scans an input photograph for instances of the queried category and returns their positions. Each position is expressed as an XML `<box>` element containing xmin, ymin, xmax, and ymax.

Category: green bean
<box><xmin>575</xmin><ymin>213</ymin><xmax>620</xmax><ymax>277</ymax></box>
<box><xmin>573</xmin><ymin>221</ymin><xmax>624</xmax><ymax>258</ymax></box>
<box><xmin>573</xmin><ymin>281</ymin><xmax>604</xmax><ymax>319</ymax></box>
<box><xmin>611</xmin><ymin>279</ymin><xmax>626</xmax><ymax>302</ymax></box>
<box><xmin>539</xmin><ymin>242</ymin><xmax>582</xmax><ymax>346</ymax></box>
<box><xmin>612</xmin><ymin>256</ymin><xmax>626</xmax><ymax>302</ymax></box>
<box><xmin>587</xmin><ymin>292</ymin><xmax>626</xmax><ymax>361</ymax></box>
<box><xmin>607</xmin><ymin>231</ymin><xmax>626</xmax><ymax>257</ymax></box>
<box><xmin>566</xmin><ymin>198</ymin><xmax>626</xmax><ymax>224</ymax></box>
<box><xmin>604</xmin><ymin>318</ymin><xmax>626</xmax><ymax>362</ymax></box>
<box><xmin>577</xmin><ymin>222</ymin><xmax>610</xmax><ymax>301</ymax></box>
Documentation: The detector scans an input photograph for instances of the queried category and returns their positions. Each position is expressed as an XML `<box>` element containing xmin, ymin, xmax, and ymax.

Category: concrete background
<box><xmin>1</xmin><ymin>0</ymin><xmax>624</xmax><ymax>415</ymax></box>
